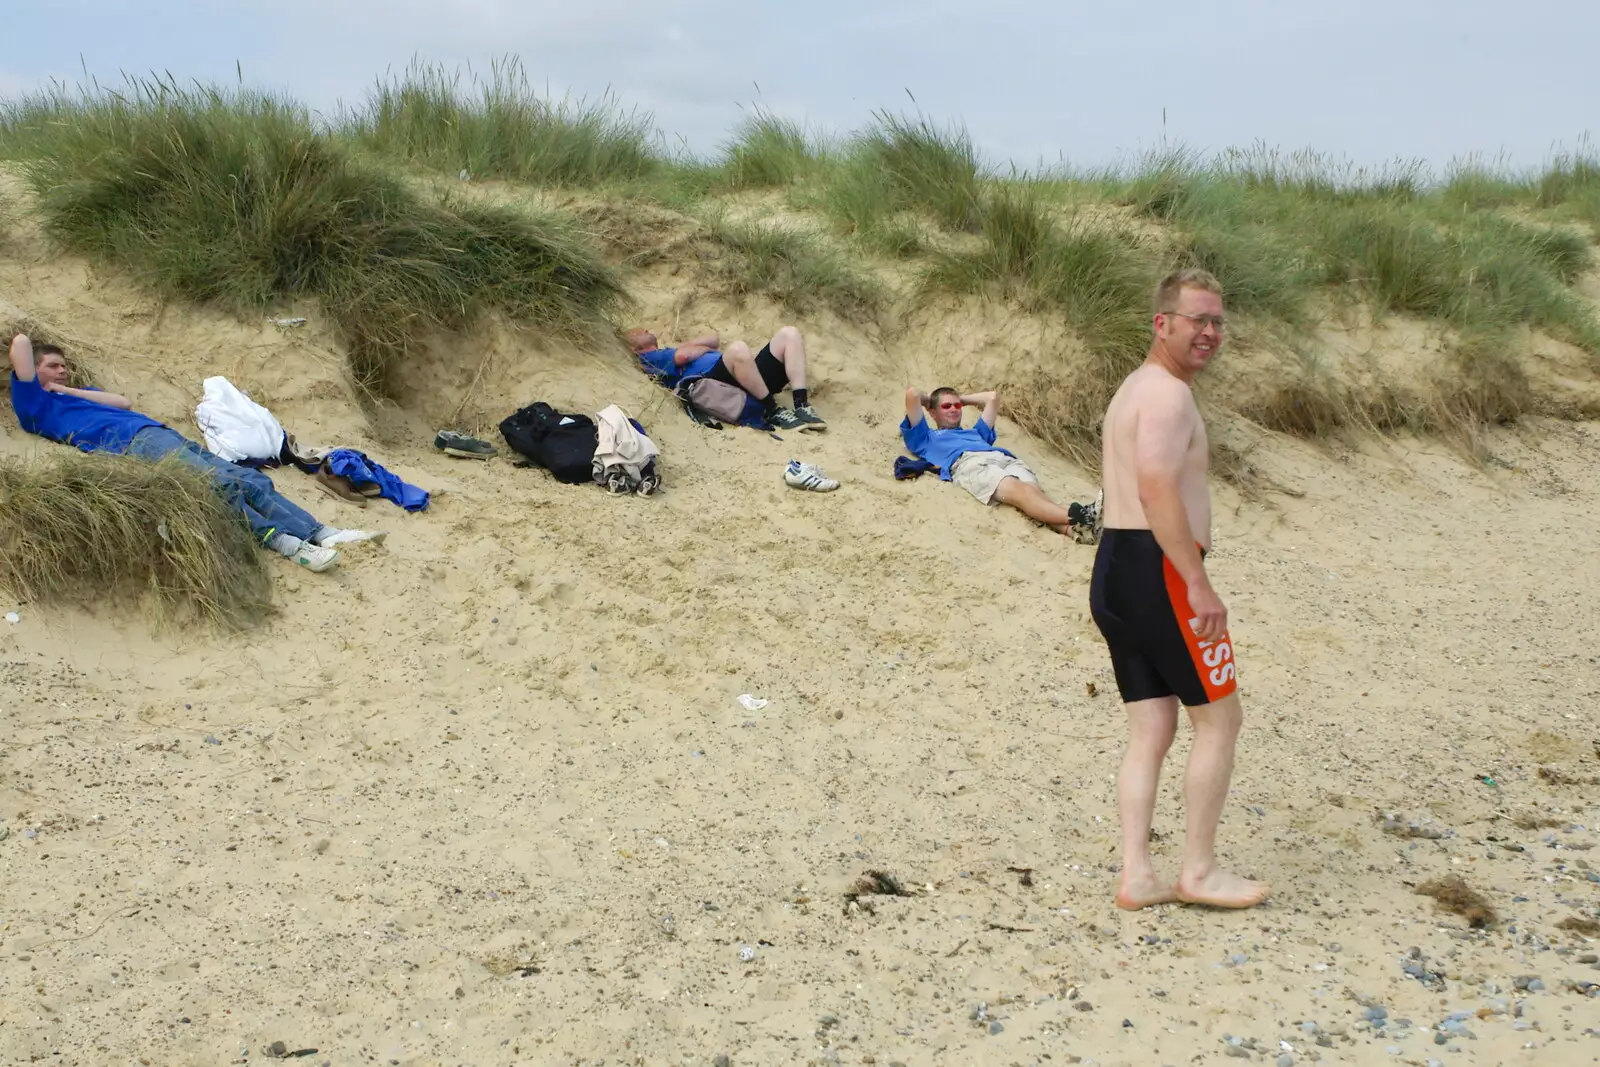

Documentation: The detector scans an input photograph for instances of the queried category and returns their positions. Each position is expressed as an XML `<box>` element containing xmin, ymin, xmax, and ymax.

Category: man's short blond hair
<box><xmin>1152</xmin><ymin>268</ymin><xmax>1223</xmax><ymax>314</ymax></box>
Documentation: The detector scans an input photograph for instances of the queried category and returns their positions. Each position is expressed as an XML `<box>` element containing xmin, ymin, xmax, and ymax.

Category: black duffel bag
<box><xmin>498</xmin><ymin>402</ymin><xmax>598</xmax><ymax>484</ymax></box>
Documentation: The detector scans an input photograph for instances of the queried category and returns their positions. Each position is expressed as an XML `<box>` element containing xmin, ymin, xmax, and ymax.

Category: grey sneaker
<box><xmin>768</xmin><ymin>407</ymin><xmax>805</xmax><ymax>431</ymax></box>
<box><xmin>792</xmin><ymin>405</ymin><xmax>827</xmax><ymax>431</ymax></box>
<box><xmin>434</xmin><ymin>430</ymin><xmax>496</xmax><ymax>459</ymax></box>
<box><xmin>636</xmin><ymin>460</ymin><xmax>661</xmax><ymax>496</ymax></box>
<box><xmin>1069</xmin><ymin>488</ymin><xmax>1104</xmax><ymax>545</ymax></box>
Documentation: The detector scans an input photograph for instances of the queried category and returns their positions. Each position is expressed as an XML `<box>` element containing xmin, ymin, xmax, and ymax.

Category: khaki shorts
<box><xmin>951</xmin><ymin>451</ymin><xmax>1038</xmax><ymax>505</ymax></box>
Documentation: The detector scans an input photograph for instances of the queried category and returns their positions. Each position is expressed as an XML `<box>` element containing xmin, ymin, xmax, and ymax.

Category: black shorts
<box><xmin>707</xmin><ymin>344</ymin><xmax>788</xmax><ymax>396</ymax></box>
<box><xmin>1088</xmin><ymin>528</ymin><xmax>1238</xmax><ymax>707</ymax></box>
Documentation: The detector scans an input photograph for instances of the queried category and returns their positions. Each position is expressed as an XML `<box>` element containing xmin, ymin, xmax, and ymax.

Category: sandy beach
<box><xmin>3</xmin><ymin>185</ymin><xmax>1600</xmax><ymax>1067</ymax></box>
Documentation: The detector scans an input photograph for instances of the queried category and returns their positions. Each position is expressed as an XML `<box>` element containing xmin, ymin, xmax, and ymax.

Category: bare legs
<box><xmin>1116</xmin><ymin>690</ymin><xmax>1270</xmax><ymax>910</ymax></box>
<box><xmin>719</xmin><ymin>341</ymin><xmax>771</xmax><ymax>400</ymax></box>
<box><xmin>765</xmin><ymin>325</ymin><xmax>807</xmax><ymax>390</ymax></box>
<box><xmin>718</xmin><ymin>326</ymin><xmax>809</xmax><ymax>400</ymax></box>
<box><xmin>992</xmin><ymin>476</ymin><xmax>1076</xmax><ymax>534</ymax></box>
<box><xmin>1117</xmin><ymin>697</ymin><xmax>1181</xmax><ymax>909</ymax></box>
<box><xmin>1174</xmin><ymin>692</ymin><xmax>1270</xmax><ymax>907</ymax></box>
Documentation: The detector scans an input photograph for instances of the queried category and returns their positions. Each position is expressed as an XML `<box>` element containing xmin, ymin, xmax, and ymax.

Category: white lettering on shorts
<box><xmin>1196</xmin><ymin>637</ymin><xmax>1237</xmax><ymax>690</ymax></box>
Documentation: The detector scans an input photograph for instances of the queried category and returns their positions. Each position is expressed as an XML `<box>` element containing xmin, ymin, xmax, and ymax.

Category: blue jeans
<box><xmin>126</xmin><ymin>426</ymin><xmax>321</xmax><ymax>544</ymax></box>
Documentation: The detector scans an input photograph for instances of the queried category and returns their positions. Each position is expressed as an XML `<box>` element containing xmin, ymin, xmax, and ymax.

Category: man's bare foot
<box><xmin>1176</xmin><ymin>867</ymin><xmax>1270</xmax><ymax>909</ymax></box>
<box><xmin>1116</xmin><ymin>871</ymin><xmax>1180</xmax><ymax>910</ymax></box>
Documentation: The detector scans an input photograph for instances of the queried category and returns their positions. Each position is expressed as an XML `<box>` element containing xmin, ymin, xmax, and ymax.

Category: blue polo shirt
<box><xmin>900</xmin><ymin>416</ymin><xmax>1013</xmax><ymax>480</ymax></box>
<box><xmin>8</xmin><ymin>374</ymin><xmax>164</xmax><ymax>454</ymax></box>
<box><xmin>637</xmin><ymin>347</ymin><xmax>723</xmax><ymax>388</ymax></box>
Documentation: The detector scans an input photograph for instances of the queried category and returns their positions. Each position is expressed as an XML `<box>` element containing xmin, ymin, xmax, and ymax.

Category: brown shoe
<box><xmin>315</xmin><ymin>468</ymin><xmax>368</xmax><ymax>507</ymax></box>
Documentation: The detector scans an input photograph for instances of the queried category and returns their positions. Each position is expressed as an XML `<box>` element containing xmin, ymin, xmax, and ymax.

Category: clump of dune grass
<box><xmin>826</xmin><ymin>112</ymin><xmax>982</xmax><ymax>234</ymax></box>
<box><xmin>693</xmin><ymin>210</ymin><xmax>883</xmax><ymax>321</ymax></box>
<box><xmin>920</xmin><ymin>186</ymin><xmax>1153</xmax><ymax>464</ymax></box>
<box><xmin>0</xmin><ymin>76</ymin><xmax>627</xmax><ymax>393</ymax></box>
<box><xmin>346</xmin><ymin>57</ymin><xmax>660</xmax><ymax>186</ymax></box>
<box><xmin>718</xmin><ymin>108</ymin><xmax>824</xmax><ymax>190</ymax></box>
<box><xmin>1105</xmin><ymin>146</ymin><xmax>1600</xmax><ymax>370</ymax></box>
<box><xmin>0</xmin><ymin>452</ymin><xmax>271</xmax><ymax>627</ymax></box>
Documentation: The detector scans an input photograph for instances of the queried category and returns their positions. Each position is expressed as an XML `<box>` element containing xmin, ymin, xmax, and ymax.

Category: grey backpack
<box><xmin>677</xmin><ymin>376</ymin><xmax>754</xmax><ymax>426</ymax></box>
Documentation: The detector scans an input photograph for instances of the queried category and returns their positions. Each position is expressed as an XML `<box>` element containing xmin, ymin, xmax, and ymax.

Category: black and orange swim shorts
<box><xmin>1089</xmin><ymin>528</ymin><xmax>1238</xmax><ymax>707</ymax></box>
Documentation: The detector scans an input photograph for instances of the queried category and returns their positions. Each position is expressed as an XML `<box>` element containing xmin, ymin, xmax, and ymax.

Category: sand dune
<box><xmin>3</xmin><ymin>206</ymin><xmax>1599</xmax><ymax>1066</ymax></box>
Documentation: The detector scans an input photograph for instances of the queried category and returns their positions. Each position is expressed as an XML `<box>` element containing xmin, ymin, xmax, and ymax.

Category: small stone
<box><xmin>1122</xmin><ymin>1018</ymin><xmax>1134</xmax><ymax>1028</ymax></box>
<box><xmin>1434</xmin><ymin>1032</ymin><xmax>1449</xmax><ymax>1046</ymax></box>
<box><xmin>1579</xmin><ymin>954</ymin><xmax>1598</xmax><ymax>964</ymax></box>
<box><xmin>267</xmin><ymin>1041</ymin><xmax>288</xmax><ymax>1058</ymax></box>
<box><xmin>819</xmin><ymin>1015</ymin><xmax>839</xmax><ymax>1029</ymax></box>
<box><xmin>1385</xmin><ymin>1047</ymin><xmax>1401</xmax><ymax>1056</ymax></box>
<box><xmin>737</xmin><ymin>945</ymin><xmax>756</xmax><ymax>963</ymax></box>
<box><xmin>714</xmin><ymin>1055</ymin><xmax>731</xmax><ymax>1067</ymax></box>
<box><xmin>1316</xmin><ymin>1035</ymin><xmax>1333</xmax><ymax>1048</ymax></box>
<box><xmin>1230</xmin><ymin>953</ymin><xmax>1250</xmax><ymax>965</ymax></box>
<box><xmin>1225</xmin><ymin>1046</ymin><xmax>1252</xmax><ymax>1059</ymax></box>
<box><xmin>1072</xmin><ymin>1000</ymin><xmax>1093</xmax><ymax>1012</ymax></box>
<box><xmin>1513</xmin><ymin>975</ymin><xmax>1540</xmax><ymax>991</ymax></box>
<box><xmin>1300</xmin><ymin>1021</ymin><xmax>1318</xmax><ymax>1034</ymax></box>
<box><xmin>1364</xmin><ymin>1006</ymin><xmax>1389</xmax><ymax>1023</ymax></box>
<box><xmin>1527</xmin><ymin>978</ymin><xmax>1545</xmax><ymax>991</ymax></box>
<box><xmin>988</xmin><ymin>1020</ymin><xmax>1004</xmax><ymax>1035</ymax></box>
<box><xmin>1277</xmin><ymin>1055</ymin><xmax>1294</xmax><ymax>1067</ymax></box>
<box><xmin>1327</xmin><ymin>943</ymin><xmax>1342</xmax><ymax>953</ymax></box>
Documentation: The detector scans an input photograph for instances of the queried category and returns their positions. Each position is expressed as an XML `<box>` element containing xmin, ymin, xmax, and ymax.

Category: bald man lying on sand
<box><xmin>626</xmin><ymin>324</ymin><xmax>825</xmax><ymax>432</ymax></box>
<box><xmin>8</xmin><ymin>333</ymin><xmax>384</xmax><ymax>573</ymax></box>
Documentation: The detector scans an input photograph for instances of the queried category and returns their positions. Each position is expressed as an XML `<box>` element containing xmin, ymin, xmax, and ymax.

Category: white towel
<box><xmin>194</xmin><ymin>376</ymin><xmax>285</xmax><ymax>462</ymax></box>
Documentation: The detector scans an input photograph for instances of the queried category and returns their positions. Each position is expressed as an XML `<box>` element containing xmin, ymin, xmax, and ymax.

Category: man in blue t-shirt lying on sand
<box><xmin>626</xmin><ymin>323</ymin><xmax>825</xmax><ymax>432</ymax></box>
<box><xmin>8</xmin><ymin>332</ymin><xmax>385</xmax><ymax>573</ymax></box>
<box><xmin>901</xmin><ymin>385</ymin><xmax>1100</xmax><ymax>541</ymax></box>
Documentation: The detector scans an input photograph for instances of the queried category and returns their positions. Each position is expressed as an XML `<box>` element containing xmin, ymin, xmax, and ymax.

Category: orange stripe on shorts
<box><xmin>1161</xmin><ymin>549</ymin><xmax>1239</xmax><ymax>705</ymax></box>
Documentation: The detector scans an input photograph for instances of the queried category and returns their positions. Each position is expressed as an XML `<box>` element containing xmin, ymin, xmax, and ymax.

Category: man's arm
<box><xmin>673</xmin><ymin>343</ymin><xmax>715</xmax><ymax>368</ymax></box>
<box><xmin>47</xmin><ymin>383</ymin><xmax>134</xmax><ymax>409</ymax></box>
<box><xmin>682</xmin><ymin>331</ymin><xmax>719</xmax><ymax>349</ymax></box>
<box><xmin>904</xmin><ymin>387</ymin><xmax>928</xmax><ymax>426</ymax></box>
<box><xmin>961</xmin><ymin>390</ymin><xmax>1000</xmax><ymax>426</ymax></box>
<box><xmin>1134</xmin><ymin>384</ymin><xmax>1225</xmax><ymax>639</ymax></box>
<box><xmin>9</xmin><ymin>333</ymin><xmax>36</xmax><ymax>381</ymax></box>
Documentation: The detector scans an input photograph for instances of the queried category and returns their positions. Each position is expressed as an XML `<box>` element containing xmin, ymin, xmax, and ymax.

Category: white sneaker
<box><xmin>784</xmin><ymin>459</ymin><xmax>839</xmax><ymax>492</ymax></box>
<box><xmin>290</xmin><ymin>541</ymin><xmax>340</xmax><ymax>572</ymax></box>
<box><xmin>315</xmin><ymin>528</ymin><xmax>389</xmax><ymax>548</ymax></box>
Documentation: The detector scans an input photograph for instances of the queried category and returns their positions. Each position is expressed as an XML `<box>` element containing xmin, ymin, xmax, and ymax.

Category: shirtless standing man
<box><xmin>1090</xmin><ymin>268</ymin><xmax>1270</xmax><ymax>911</ymax></box>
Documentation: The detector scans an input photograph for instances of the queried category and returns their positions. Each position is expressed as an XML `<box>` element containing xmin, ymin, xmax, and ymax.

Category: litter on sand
<box><xmin>737</xmin><ymin>694</ymin><xmax>768</xmax><ymax>711</ymax></box>
<box><xmin>4</xmin><ymin>612</ymin><xmax>18</xmax><ymax>624</ymax></box>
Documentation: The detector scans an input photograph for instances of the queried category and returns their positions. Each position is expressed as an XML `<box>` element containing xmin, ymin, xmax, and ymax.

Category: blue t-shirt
<box><xmin>899</xmin><ymin>416</ymin><xmax>1013</xmax><ymax>480</ymax></box>
<box><xmin>637</xmin><ymin>347</ymin><xmax>724</xmax><ymax>388</ymax></box>
<box><xmin>8</xmin><ymin>373</ymin><xmax>164</xmax><ymax>454</ymax></box>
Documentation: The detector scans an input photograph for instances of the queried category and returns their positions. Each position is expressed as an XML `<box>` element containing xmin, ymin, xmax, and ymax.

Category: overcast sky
<box><xmin>2</xmin><ymin>0</ymin><xmax>1594</xmax><ymax>175</ymax></box>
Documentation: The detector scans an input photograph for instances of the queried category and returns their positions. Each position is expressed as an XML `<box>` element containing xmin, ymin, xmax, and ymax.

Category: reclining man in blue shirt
<box><xmin>626</xmin><ymin>324</ymin><xmax>825</xmax><ymax>432</ymax></box>
<box><xmin>901</xmin><ymin>385</ymin><xmax>1100</xmax><ymax>541</ymax></box>
<box><xmin>8</xmin><ymin>332</ymin><xmax>384</xmax><ymax>573</ymax></box>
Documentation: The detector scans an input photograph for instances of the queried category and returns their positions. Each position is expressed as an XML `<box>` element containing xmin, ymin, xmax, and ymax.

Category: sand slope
<box><xmin>2</xmin><ymin>209</ymin><xmax>1599</xmax><ymax>1067</ymax></box>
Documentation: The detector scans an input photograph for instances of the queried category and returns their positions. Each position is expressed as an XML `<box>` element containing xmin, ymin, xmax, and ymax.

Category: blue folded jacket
<box><xmin>894</xmin><ymin>455</ymin><xmax>939</xmax><ymax>480</ymax></box>
<box><xmin>324</xmin><ymin>449</ymin><xmax>430</xmax><ymax>512</ymax></box>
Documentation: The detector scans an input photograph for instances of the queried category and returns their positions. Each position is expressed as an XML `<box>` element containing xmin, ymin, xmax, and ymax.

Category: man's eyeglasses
<box><xmin>1164</xmin><ymin>310</ymin><xmax>1227</xmax><ymax>330</ymax></box>
<box><xmin>936</xmin><ymin>402</ymin><xmax>963</xmax><ymax>410</ymax></box>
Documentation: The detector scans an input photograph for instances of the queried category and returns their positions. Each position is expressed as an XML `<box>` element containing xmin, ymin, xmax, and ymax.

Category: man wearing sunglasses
<box><xmin>900</xmin><ymin>385</ymin><xmax>1099</xmax><ymax>540</ymax></box>
<box><xmin>1089</xmin><ymin>268</ymin><xmax>1269</xmax><ymax>911</ymax></box>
